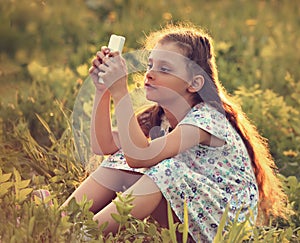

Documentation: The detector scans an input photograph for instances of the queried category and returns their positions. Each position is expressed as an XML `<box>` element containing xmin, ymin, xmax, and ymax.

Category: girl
<box><xmin>62</xmin><ymin>23</ymin><xmax>289</xmax><ymax>242</ymax></box>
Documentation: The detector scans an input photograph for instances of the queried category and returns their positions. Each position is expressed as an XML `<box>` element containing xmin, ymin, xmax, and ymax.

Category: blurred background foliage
<box><xmin>0</xmin><ymin>0</ymin><xmax>300</xmax><ymax>241</ymax></box>
<box><xmin>0</xmin><ymin>0</ymin><xmax>299</xmax><ymax>177</ymax></box>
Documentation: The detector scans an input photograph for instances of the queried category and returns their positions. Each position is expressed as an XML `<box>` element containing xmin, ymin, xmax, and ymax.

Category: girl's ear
<box><xmin>187</xmin><ymin>75</ymin><xmax>204</xmax><ymax>93</ymax></box>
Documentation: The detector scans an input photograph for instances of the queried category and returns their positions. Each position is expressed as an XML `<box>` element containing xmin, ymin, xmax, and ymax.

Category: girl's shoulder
<box><xmin>179</xmin><ymin>102</ymin><xmax>233</xmax><ymax>144</ymax></box>
<box><xmin>183</xmin><ymin>102</ymin><xmax>226</xmax><ymax>122</ymax></box>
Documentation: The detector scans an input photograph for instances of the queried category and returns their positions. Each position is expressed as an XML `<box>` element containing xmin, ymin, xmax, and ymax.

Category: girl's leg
<box><xmin>93</xmin><ymin>174</ymin><xmax>162</xmax><ymax>234</ymax></box>
<box><xmin>61</xmin><ymin>176</ymin><xmax>115</xmax><ymax>213</ymax></box>
<box><xmin>84</xmin><ymin>171</ymin><xmax>196</xmax><ymax>242</ymax></box>
<box><xmin>150</xmin><ymin>196</ymin><xmax>169</xmax><ymax>227</ymax></box>
<box><xmin>61</xmin><ymin>167</ymin><xmax>142</xmax><ymax>213</ymax></box>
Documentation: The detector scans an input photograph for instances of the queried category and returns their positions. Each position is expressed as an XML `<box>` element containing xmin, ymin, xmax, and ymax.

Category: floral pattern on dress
<box><xmin>94</xmin><ymin>102</ymin><xmax>259</xmax><ymax>243</ymax></box>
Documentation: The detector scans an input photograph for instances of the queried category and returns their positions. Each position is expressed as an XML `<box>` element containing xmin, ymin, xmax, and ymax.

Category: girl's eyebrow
<box><xmin>148</xmin><ymin>57</ymin><xmax>174</xmax><ymax>66</ymax></box>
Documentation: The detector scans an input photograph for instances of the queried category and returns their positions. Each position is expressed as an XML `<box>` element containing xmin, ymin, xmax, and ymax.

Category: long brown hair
<box><xmin>137</xmin><ymin>22</ymin><xmax>290</xmax><ymax>223</ymax></box>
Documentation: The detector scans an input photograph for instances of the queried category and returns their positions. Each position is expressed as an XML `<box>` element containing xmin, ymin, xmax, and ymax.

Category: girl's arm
<box><xmin>90</xmin><ymin>90</ymin><xmax>120</xmax><ymax>155</ymax></box>
<box><xmin>112</xmin><ymin>93</ymin><xmax>211</xmax><ymax>168</ymax></box>
<box><xmin>89</xmin><ymin>48</ymin><xmax>120</xmax><ymax>155</ymax></box>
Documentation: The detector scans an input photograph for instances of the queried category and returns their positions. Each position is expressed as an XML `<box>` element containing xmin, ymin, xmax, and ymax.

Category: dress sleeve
<box><xmin>178</xmin><ymin>103</ymin><xmax>233</xmax><ymax>144</ymax></box>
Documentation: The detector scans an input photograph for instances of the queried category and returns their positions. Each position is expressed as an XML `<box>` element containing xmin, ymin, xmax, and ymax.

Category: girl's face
<box><xmin>144</xmin><ymin>42</ymin><xmax>194</xmax><ymax>106</ymax></box>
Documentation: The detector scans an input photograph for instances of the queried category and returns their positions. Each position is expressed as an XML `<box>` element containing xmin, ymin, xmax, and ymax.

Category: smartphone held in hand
<box><xmin>98</xmin><ymin>34</ymin><xmax>126</xmax><ymax>84</ymax></box>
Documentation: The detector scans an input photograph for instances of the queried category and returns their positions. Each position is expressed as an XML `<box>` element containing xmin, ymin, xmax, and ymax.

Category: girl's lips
<box><xmin>144</xmin><ymin>83</ymin><xmax>156</xmax><ymax>89</ymax></box>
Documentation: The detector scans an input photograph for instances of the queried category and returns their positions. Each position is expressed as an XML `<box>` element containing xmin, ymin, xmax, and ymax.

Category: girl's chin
<box><xmin>145</xmin><ymin>92</ymin><xmax>160</xmax><ymax>103</ymax></box>
<box><xmin>145</xmin><ymin>94</ymin><xmax>156</xmax><ymax>102</ymax></box>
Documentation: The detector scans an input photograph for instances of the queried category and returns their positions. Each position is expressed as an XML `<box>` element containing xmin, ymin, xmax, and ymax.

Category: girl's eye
<box><xmin>160</xmin><ymin>66</ymin><xmax>171</xmax><ymax>73</ymax></box>
<box><xmin>146</xmin><ymin>63</ymin><xmax>153</xmax><ymax>70</ymax></box>
<box><xmin>146</xmin><ymin>63</ymin><xmax>171</xmax><ymax>73</ymax></box>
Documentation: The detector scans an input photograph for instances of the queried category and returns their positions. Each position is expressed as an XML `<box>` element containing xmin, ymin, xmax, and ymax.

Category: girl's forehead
<box><xmin>148</xmin><ymin>48</ymin><xmax>189</xmax><ymax>65</ymax></box>
<box><xmin>149</xmin><ymin>42</ymin><xmax>187</xmax><ymax>62</ymax></box>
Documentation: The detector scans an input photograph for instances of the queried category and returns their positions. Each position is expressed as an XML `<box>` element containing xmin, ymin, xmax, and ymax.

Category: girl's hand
<box><xmin>89</xmin><ymin>46</ymin><xmax>110</xmax><ymax>93</ymax></box>
<box><xmin>97</xmin><ymin>50</ymin><xmax>128</xmax><ymax>99</ymax></box>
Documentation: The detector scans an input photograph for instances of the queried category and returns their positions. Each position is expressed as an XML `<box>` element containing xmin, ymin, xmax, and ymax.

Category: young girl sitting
<box><xmin>62</xmin><ymin>23</ymin><xmax>289</xmax><ymax>242</ymax></box>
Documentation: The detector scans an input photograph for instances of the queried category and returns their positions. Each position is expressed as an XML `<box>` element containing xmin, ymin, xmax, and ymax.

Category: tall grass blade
<box><xmin>167</xmin><ymin>202</ymin><xmax>177</xmax><ymax>243</ymax></box>
<box><xmin>213</xmin><ymin>204</ymin><xmax>229</xmax><ymax>243</ymax></box>
<box><xmin>35</xmin><ymin>113</ymin><xmax>57</xmax><ymax>144</ymax></box>
<box><xmin>182</xmin><ymin>199</ymin><xmax>189</xmax><ymax>243</ymax></box>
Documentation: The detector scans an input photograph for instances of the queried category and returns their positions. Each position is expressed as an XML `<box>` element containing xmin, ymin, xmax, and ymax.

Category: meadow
<box><xmin>0</xmin><ymin>0</ymin><xmax>299</xmax><ymax>242</ymax></box>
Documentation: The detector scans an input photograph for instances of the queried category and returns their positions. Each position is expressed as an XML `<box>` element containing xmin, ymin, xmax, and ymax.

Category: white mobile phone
<box><xmin>98</xmin><ymin>34</ymin><xmax>126</xmax><ymax>83</ymax></box>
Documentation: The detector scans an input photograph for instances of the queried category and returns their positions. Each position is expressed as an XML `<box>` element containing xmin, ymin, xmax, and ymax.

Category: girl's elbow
<box><xmin>91</xmin><ymin>145</ymin><xmax>105</xmax><ymax>156</ymax></box>
<box><xmin>127</xmin><ymin>161</ymin><xmax>139</xmax><ymax>169</ymax></box>
<box><xmin>126</xmin><ymin>157</ymin><xmax>143</xmax><ymax>169</ymax></box>
<box><xmin>91</xmin><ymin>143</ymin><xmax>113</xmax><ymax>156</ymax></box>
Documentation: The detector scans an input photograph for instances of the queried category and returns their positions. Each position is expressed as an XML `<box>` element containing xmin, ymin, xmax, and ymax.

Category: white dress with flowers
<box><xmin>92</xmin><ymin>102</ymin><xmax>258</xmax><ymax>242</ymax></box>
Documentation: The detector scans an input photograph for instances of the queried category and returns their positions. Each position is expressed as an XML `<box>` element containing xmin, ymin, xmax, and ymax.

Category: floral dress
<box><xmin>91</xmin><ymin>102</ymin><xmax>259</xmax><ymax>242</ymax></box>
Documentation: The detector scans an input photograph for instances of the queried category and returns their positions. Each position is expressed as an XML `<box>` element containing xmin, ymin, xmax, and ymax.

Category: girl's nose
<box><xmin>145</xmin><ymin>69</ymin><xmax>155</xmax><ymax>81</ymax></box>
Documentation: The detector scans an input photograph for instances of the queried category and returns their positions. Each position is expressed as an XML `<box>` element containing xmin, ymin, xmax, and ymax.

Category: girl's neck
<box><xmin>159</xmin><ymin>94</ymin><xmax>195</xmax><ymax>129</ymax></box>
<box><xmin>162</xmin><ymin>109</ymin><xmax>178</xmax><ymax>129</ymax></box>
<box><xmin>162</xmin><ymin>103</ymin><xmax>192</xmax><ymax>129</ymax></box>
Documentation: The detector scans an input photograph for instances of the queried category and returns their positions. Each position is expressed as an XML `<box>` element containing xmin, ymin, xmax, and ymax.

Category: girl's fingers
<box><xmin>91</xmin><ymin>68</ymin><xmax>100</xmax><ymax>80</ymax></box>
<box><xmin>90</xmin><ymin>48</ymin><xmax>126</xmax><ymax>87</ymax></box>
<box><xmin>99</xmin><ymin>63</ymin><xmax>109</xmax><ymax>72</ymax></box>
<box><xmin>89</xmin><ymin>66</ymin><xmax>95</xmax><ymax>74</ymax></box>
<box><xmin>92</xmin><ymin>58</ymin><xmax>101</xmax><ymax>68</ymax></box>
<box><xmin>103</xmin><ymin>56</ymin><xmax>115</xmax><ymax>67</ymax></box>
<box><xmin>108</xmin><ymin>51</ymin><xmax>120</xmax><ymax>57</ymax></box>
<box><xmin>101</xmin><ymin>46</ymin><xmax>110</xmax><ymax>54</ymax></box>
<box><xmin>91</xmin><ymin>51</ymin><xmax>113</xmax><ymax>74</ymax></box>
<box><xmin>95</xmin><ymin>49</ymin><xmax>121</xmax><ymax>67</ymax></box>
<box><xmin>101</xmin><ymin>51</ymin><xmax>122</xmax><ymax>66</ymax></box>
<box><xmin>92</xmin><ymin>67</ymin><xmax>100</xmax><ymax>76</ymax></box>
<box><xmin>97</xmin><ymin>47</ymin><xmax>111</xmax><ymax>60</ymax></box>
<box><xmin>96</xmin><ymin>51</ymin><xmax>105</xmax><ymax>60</ymax></box>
